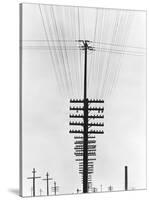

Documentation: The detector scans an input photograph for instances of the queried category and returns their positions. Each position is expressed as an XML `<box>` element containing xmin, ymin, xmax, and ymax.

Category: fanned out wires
<box><xmin>23</xmin><ymin>5</ymin><xmax>146</xmax><ymax>100</ymax></box>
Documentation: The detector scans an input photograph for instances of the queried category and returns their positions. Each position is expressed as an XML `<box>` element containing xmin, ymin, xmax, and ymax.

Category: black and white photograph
<box><xmin>19</xmin><ymin>2</ymin><xmax>146</xmax><ymax>198</ymax></box>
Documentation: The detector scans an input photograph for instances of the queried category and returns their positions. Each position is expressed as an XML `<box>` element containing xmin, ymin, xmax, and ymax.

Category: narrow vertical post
<box><xmin>54</xmin><ymin>181</ymin><xmax>56</xmax><ymax>195</ymax></box>
<box><xmin>27</xmin><ymin>168</ymin><xmax>41</xmax><ymax>197</ymax></box>
<box><xmin>77</xmin><ymin>188</ymin><xmax>80</xmax><ymax>193</ymax></box>
<box><xmin>84</xmin><ymin>42</ymin><xmax>87</xmax><ymax>100</ymax></box>
<box><xmin>42</xmin><ymin>172</ymin><xmax>52</xmax><ymax>196</ymax></box>
<box><xmin>19</xmin><ymin>3</ymin><xmax>23</xmax><ymax>197</ymax></box>
<box><xmin>51</xmin><ymin>181</ymin><xmax>59</xmax><ymax>195</ymax></box>
<box><xmin>125</xmin><ymin>166</ymin><xmax>128</xmax><ymax>191</ymax></box>
<box><xmin>31</xmin><ymin>187</ymin><xmax>33</xmax><ymax>196</ymax></box>
<box><xmin>100</xmin><ymin>184</ymin><xmax>102</xmax><ymax>192</ymax></box>
<box><xmin>47</xmin><ymin>174</ymin><xmax>49</xmax><ymax>196</ymax></box>
<box><xmin>83</xmin><ymin>42</ymin><xmax>88</xmax><ymax>193</ymax></box>
<box><xmin>40</xmin><ymin>189</ymin><xmax>42</xmax><ymax>196</ymax></box>
<box><xmin>33</xmin><ymin>169</ymin><xmax>35</xmax><ymax>197</ymax></box>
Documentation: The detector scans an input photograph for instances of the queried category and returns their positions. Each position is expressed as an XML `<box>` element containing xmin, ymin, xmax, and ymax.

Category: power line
<box><xmin>22</xmin><ymin>40</ymin><xmax>145</xmax><ymax>50</ymax></box>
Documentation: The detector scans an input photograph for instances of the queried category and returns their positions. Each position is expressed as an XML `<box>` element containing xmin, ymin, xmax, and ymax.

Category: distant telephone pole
<box><xmin>40</xmin><ymin>188</ymin><xmax>42</xmax><ymax>196</ymax></box>
<box><xmin>51</xmin><ymin>181</ymin><xmax>59</xmax><ymax>195</ymax></box>
<box><xmin>108</xmin><ymin>185</ymin><xmax>113</xmax><ymax>192</ymax></box>
<box><xmin>100</xmin><ymin>184</ymin><xmax>103</xmax><ymax>192</ymax></box>
<box><xmin>76</xmin><ymin>188</ymin><xmax>81</xmax><ymax>193</ymax></box>
<box><xmin>92</xmin><ymin>187</ymin><xmax>97</xmax><ymax>193</ymax></box>
<box><xmin>27</xmin><ymin>168</ymin><xmax>41</xmax><ymax>197</ymax></box>
<box><xmin>31</xmin><ymin>187</ymin><xmax>33</xmax><ymax>196</ymax></box>
<box><xmin>42</xmin><ymin>172</ymin><xmax>52</xmax><ymax>196</ymax></box>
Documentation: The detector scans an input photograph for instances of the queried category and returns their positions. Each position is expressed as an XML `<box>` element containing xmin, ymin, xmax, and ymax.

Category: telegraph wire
<box><xmin>51</xmin><ymin>6</ymin><xmax>71</xmax><ymax>95</ymax></box>
<box><xmin>23</xmin><ymin>39</ymin><xmax>146</xmax><ymax>50</ymax></box>
<box><xmin>25</xmin><ymin>6</ymin><xmax>145</xmax><ymax>100</ymax></box>
<box><xmin>38</xmin><ymin>4</ymin><xmax>64</xmax><ymax>95</ymax></box>
<box><xmin>103</xmin><ymin>10</ymin><xmax>129</xmax><ymax>98</ymax></box>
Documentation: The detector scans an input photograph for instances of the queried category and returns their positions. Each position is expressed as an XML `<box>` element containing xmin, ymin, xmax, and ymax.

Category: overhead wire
<box><xmin>51</xmin><ymin>6</ymin><xmax>71</xmax><ymax>96</ymax></box>
<box><xmin>23</xmin><ymin>39</ymin><xmax>146</xmax><ymax>50</ymax></box>
<box><xmin>38</xmin><ymin>4</ymin><xmax>64</xmax><ymax>95</ymax></box>
<box><xmin>105</xmin><ymin>11</ymin><xmax>131</xmax><ymax>98</ymax></box>
<box><xmin>88</xmin><ymin>9</ymin><xmax>98</xmax><ymax>98</ymax></box>
<box><xmin>59</xmin><ymin>6</ymin><xmax>74</xmax><ymax>97</ymax></box>
<box><xmin>103</xmin><ymin>10</ymin><xmax>128</xmax><ymax>98</ymax></box>
<box><xmin>43</xmin><ymin>5</ymin><xmax>67</xmax><ymax>95</ymax></box>
<box><xmin>94</xmin><ymin>9</ymin><xmax>105</xmax><ymax>99</ymax></box>
<box><xmin>108</xmin><ymin>12</ymin><xmax>136</xmax><ymax>97</ymax></box>
<box><xmin>104</xmin><ymin>10</ymin><xmax>129</xmax><ymax>98</ymax></box>
<box><xmin>78</xmin><ymin>7</ymin><xmax>82</xmax><ymax>98</ymax></box>
<box><xmin>100</xmin><ymin>10</ymin><xmax>122</xmax><ymax>98</ymax></box>
<box><xmin>26</xmin><ymin>6</ymin><xmax>145</xmax><ymax>100</ymax></box>
<box><xmin>70</xmin><ymin>7</ymin><xmax>79</xmax><ymax>97</ymax></box>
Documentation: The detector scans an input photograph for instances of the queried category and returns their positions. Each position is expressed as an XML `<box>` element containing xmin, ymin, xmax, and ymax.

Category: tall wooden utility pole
<box><xmin>69</xmin><ymin>40</ymin><xmax>104</xmax><ymax>193</ymax></box>
<box><xmin>42</xmin><ymin>172</ymin><xmax>52</xmax><ymax>196</ymax></box>
<box><xmin>27</xmin><ymin>168</ymin><xmax>41</xmax><ymax>197</ymax></box>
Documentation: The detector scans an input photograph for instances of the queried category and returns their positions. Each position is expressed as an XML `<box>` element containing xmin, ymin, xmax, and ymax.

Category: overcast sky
<box><xmin>21</xmin><ymin>3</ymin><xmax>146</xmax><ymax>197</ymax></box>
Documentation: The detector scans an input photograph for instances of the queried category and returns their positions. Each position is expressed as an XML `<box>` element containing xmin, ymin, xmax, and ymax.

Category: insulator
<box><xmin>70</xmin><ymin>114</ymin><xmax>84</xmax><ymax>118</ymax></box>
<box><xmin>70</xmin><ymin>106</ymin><xmax>84</xmax><ymax>110</ymax></box>
<box><xmin>69</xmin><ymin>130</ymin><xmax>84</xmax><ymax>134</ymax></box>
<box><xmin>70</xmin><ymin>122</ymin><xmax>84</xmax><ymax>126</ymax></box>
<box><xmin>88</xmin><ymin>115</ymin><xmax>104</xmax><ymax>119</ymax></box>
<box><xmin>88</xmin><ymin>99</ymin><xmax>104</xmax><ymax>103</ymax></box>
<box><xmin>88</xmin><ymin>130</ymin><xmax>104</xmax><ymax>134</ymax></box>
<box><xmin>88</xmin><ymin>122</ymin><xmax>104</xmax><ymax>126</ymax></box>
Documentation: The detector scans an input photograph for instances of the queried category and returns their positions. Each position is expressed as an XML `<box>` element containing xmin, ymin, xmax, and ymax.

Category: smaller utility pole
<box><xmin>31</xmin><ymin>187</ymin><xmax>33</xmax><ymax>196</ymax></box>
<box><xmin>27</xmin><ymin>168</ymin><xmax>41</xmax><ymax>197</ymax></box>
<box><xmin>51</xmin><ymin>181</ymin><xmax>59</xmax><ymax>195</ymax></box>
<box><xmin>108</xmin><ymin>185</ymin><xmax>113</xmax><ymax>192</ymax></box>
<box><xmin>92</xmin><ymin>187</ymin><xmax>97</xmax><ymax>193</ymax></box>
<box><xmin>76</xmin><ymin>188</ymin><xmax>81</xmax><ymax>193</ymax></box>
<box><xmin>100</xmin><ymin>184</ymin><xmax>103</xmax><ymax>192</ymax></box>
<box><xmin>125</xmin><ymin>166</ymin><xmax>128</xmax><ymax>191</ymax></box>
<box><xmin>43</xmin><ymin>172</ymin><xmax>53</xmax><ymax>196</ymax></box>
<box><xmin>40</xmin><ymin>189</ymin><xmax>42</xmax><ymax>196</ymax></box>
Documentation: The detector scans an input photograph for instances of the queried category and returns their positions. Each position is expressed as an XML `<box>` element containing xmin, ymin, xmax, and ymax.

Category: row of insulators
<box><xmin>74</xmin><ymin>136</ymin><xmax>95</xmax><ymax>139</ymax></box>
<box><xmin>70</xmin><ymin>122</ymin><xmax>104</xmax><ymax>126</ymax></box>
<box><xmin>70</xmin><ymin>106</ymin><xmax>104</xmax><ymax>110</ymax></box>
<box><xmin>70</xmin><ymin>99</ymin><xmax>104</xmax><ymax>103</ymax></box>
<box><xmin>70</xmin><ymin>114</ymin><xmax>104</xmax><ymax>118</ymax></box>
<box><xmin>70</xmin><ymin>129</ymin><xmax>104</xmax><ymax>133</ymax></box>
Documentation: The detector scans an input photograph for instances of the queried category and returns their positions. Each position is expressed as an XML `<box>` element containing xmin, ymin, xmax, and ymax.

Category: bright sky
<box><xmin>21</xmin><ymin>3</ymin><xmax>146</xmax><ymax>197</ymax></box>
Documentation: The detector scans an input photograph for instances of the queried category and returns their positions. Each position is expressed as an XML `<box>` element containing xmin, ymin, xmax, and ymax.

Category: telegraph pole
<box><xmin>108</xmin><ymin>185</ymin><xmax>113</xmax><ymax>192</ymax></box>
<box><xmin>69</xmin><ymin>40</ymin><xmax>104</xmax><ymax>193</ymax></box>
<box><xmin>100</xmin><ymin>184</ymin><xmax>103</xmax><ymax>192</ymax></box>
<box><xmin>43</xmin><ymin>172</ymin><xmax>52</xmax><ymax>196</ymax></box>
<box><xmin>83</xmin><ymin>40</ymin><xmax>89</xmax><ymax>193</ymax></box>
<box><xmin>40</xmin><ymin>189</ymin><xmax>42</xmax><ymax>196</ymax></box>
<box><xmin>31</xmin><ymin>187</ymin><xmax>33</xmax><ymax>196</ymax></box>
<box><xmin>92</xmin><ymin>187</ymin><xmax>97</xmax><ymax>193</ymax></box>
<box><xmin>76</xmin><ymin>188</ymin><xmax>81</xmax><ymax>193</ymax></box>
<box><xmin>51</xmin><ymin>181</ymin><xmax>59</xmax><ymax>195</ymax></box>
<box><xmin>27</xmin><ymin>168</ymin><xmax>41</xmax><ymax>197</ymax></box>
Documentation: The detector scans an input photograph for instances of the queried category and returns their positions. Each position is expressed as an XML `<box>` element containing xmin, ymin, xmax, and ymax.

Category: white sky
<box><xmin>21</xmin><ymin>3</ymin><xmax>146</xmax><ymax>197</ymax></box>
